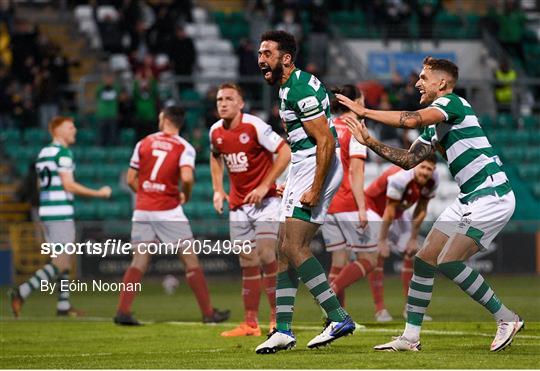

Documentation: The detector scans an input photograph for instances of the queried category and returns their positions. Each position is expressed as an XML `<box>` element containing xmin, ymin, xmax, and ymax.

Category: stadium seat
<box><xmin>77</xmin><ymin>129</ymin><xmax>97</xmax><ymax>145</ymax></box>
<box><xmin>23</xmin><ymin>128</ymin><xmax>49</xmax><ymax>144</ymax></box>
<box><xmin>78</xmin><ymin>146</ymin><xmax>107</xmax><ymax>162</ymax></box>
<box><xmin>74</xmin><ymin>5</ymin><xmax>92</xmax><ymax>22</ymax></box>
<box><xmin>496</xmin><ymin>114</ymin><xmax>514</xmax><ymax>128</ymax></box>
<box><xmin>478</xmin><ymin>114</ymin><xmax>494</xmax><ymax>128</ymax></box>
<box><xmin>195</xmin><ymin>165</ymin><xmax>211</xmax><ymax>180</ymax></box>
<box><xmin>533</xmin><ymin>182</ymin><xmax>540</xmax><ymax>198</ymax></box>
<box><xmin>107</xmin><ymin>146</ymin><xmax>132</xmax><ymax>163</ymax></box>
<box><xmin>75</xmin><ymin>165</ymin><xmax>97</xmax><ymax>181</ymax></box>
<box><xmin>521</xmin><ymin>115</ymin><xmax>539</xmax><ymax>129</ymax></box>
<box><xmin>74</xmin><ymin>201</ymin><xmax>99</xmax><ymax>220</ymax></box>
<box><xmin>518</xmin><ymin>164</ymin><xmax>540</xmax><ymax>180</ymax></box>
<box><xmin>96</xmin><ymin>164</ymin><xmax>123</xmax><ymax>181</ymax></box>
<box><xmin>0</xmin><ymin>128</ymin><xmax>21</xmax><ymax>143</ymax></box>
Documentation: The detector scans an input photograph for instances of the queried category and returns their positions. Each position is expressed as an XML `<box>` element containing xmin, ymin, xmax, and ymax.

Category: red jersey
<box><xmin>328</xmin><ymin>116</ymin><xmax>367</xmax><ymax>214</ymax></box>
<box><xmin>130</xmin><ymin>132</ymin><xmax>196</xmax><ymax>211</ymax></box>
<box><xmin>365</xmin><ymin>165</ymin><xmax>438</xmax><ymax>218</ymax></box>
<box><xmin>209</xmin><ymin>113</ymin><xmax>286</xmax><ymax>210</ymax></box>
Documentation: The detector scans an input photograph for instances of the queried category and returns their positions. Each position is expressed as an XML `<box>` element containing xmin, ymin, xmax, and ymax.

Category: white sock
<box><xmin>493</xmin><ymin>305</ymin><xmax>516</xmax><ymax>322</ymax></box>
<box><xmin>402</xmin><ymin>323</ymin><xmax>421</xmax><ymax>342</ymax></box>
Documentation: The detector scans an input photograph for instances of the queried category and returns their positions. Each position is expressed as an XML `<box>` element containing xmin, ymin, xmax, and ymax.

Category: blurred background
<box><xmin>0</xmin><ymin>0</ymin><xmax>539</xmax><ymax>285</ymax></box>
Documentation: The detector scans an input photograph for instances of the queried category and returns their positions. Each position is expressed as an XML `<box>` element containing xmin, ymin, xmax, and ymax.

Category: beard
<box><xmin>261</xmin><ymin>62</ymin><xmax>283</xmax><ymax>86</ymax></box>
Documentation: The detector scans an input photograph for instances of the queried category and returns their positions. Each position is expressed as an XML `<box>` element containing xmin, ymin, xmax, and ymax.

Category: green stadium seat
<box><xmin>525</xmin><ymin>147</ymin><xmax>540</xmax><ymax>162</ymax></box>
<box><xmin>96</xmin><ymin>164</ymin><xmax>124</xmax><ymax>181</ymax></box>
<box><xmin>500</xmin><ymin>147</ymin><xmax>526</xmax><ymax>162</ymax></box>
<box><xmin>0</xmin><ymin>128</ymin><xmax>21</xmax><ymax>142</ymax></box>
<box><xmin>75</xmin><ymin>165</ymin><xmax>97</xmax><ymax>181</ymax></box>
<box><xmin>512</xmin><ymin>130</ymin><xmax>529</xmax><ymax>144</ymax></box>
<box><xmin>98</xmin><ymin>201</ymin><xmax>128</xmax><ymax>220</ymax></box>
<box><xmin>196</xmin><ymin>164</ymin><xmax>211</xmax><ymax>180</ymax></box>
<box><xmin>77</xmin><ymin>129</ymin><xmax>97</xmax><ymax>145</ymax></box>
<box><xmin>120</xmin><ymin>128</ymin><xmax>136</xmax><ymax>145</ymax></box>
<box><xmin>180</xmin><ymin>89</ymin><xmax>201</xmax><ymax>103</ymax></box>
<box><xmin>108</xmin><ymin>146</ymin><xmax>132</xmax><ymax>163</ymax></box>
<box><xmin>79</xmin><ymin>146</ymin><xmax>107</xmax><ymax>162</ymax></box>
<box><xmin>23</xmin><ymin>128</ymin><xmax>49</xmax><ymax>144</ymax></box>
<box><xmin>74</xmin><ymin>201</ymin><xmax>99</xmax><ymax>220</ymax></box>
<box><xmin>518</xmin><ymin>164</ymin><xmax>540</xmax><ymax>180</ymax></box>
<box><xmin>496</xmin><ymin>114</ymin><xmax>514</xmax><ymax>128</ymax></box>
<box><xmin>521</xmin><ymin>115</ymin><xmax>539</xmax><ymax>129</ymax></box>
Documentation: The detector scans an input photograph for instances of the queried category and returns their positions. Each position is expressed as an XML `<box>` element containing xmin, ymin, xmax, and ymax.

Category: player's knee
<box><xmin>180</xmin><ymin>253</ymin><xmax>200</xmax><ymax>269</ymax></box>
<box><xmin>359</xmin><ymin>252</ymin><xmax>378</xmax><ymax>267</ymax></box>
<box><xmin>415</xmin><ymin>250</ymin><xmax>438</xmax><ymax>267</ymax></box>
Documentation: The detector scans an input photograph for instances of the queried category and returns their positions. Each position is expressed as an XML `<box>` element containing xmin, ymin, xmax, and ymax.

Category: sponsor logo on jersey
<box><xmin>142</xmin><ymin>180</ymin><xmax>166</xmax><ymax>192</ymax></box>
<box><xmin>239</xmin><ymin>133</ymin><xmax>250</xmax><ymax>144</ymax></box>
<box><xmin>223</xmin><ymin>152</ymin><xmax>249</xmax><ymax>172</ymax></box>
<box><xmin>217</xmin><ymin>137</ymin><xmax>223</xmax><ymax>145</ymax></box>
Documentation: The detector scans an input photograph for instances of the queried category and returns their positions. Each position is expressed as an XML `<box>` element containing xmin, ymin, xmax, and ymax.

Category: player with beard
<box><xmin>338</xmin><ymin>56</ymin><xmax>523</xmax><ymax>352</ymax></box>
<box><xmin>255</xmin><ymin>30</ymin><xmax>355</xmax><ymax>354</ymax></box>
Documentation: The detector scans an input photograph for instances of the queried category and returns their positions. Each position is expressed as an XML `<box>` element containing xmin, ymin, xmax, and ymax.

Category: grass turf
<box><xmin>1</xmin><ymin>275</ymin><xmax>539</xmax><ymax>368</ymax></box>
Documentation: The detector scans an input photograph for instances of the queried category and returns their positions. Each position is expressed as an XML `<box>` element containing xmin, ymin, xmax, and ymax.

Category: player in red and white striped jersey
<box><xmin>210</xmin><ymin>83</ymin><xmax>290</xmax><ymax>336</ymax></box>
<box><xmin>114</xmin><ymin>106</ymin><xmax>230</xmax><ymax>325</ymax></box>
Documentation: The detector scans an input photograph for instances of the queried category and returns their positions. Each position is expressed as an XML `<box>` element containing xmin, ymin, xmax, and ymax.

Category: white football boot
<box><xmin>490</xmin><ymin>316</ymin><xmax>524</xmax><ymax>352</ymax></box>
<box><xmin>374</xmin><ymin>336</ymin><xmax>421</xmax><ymax>352</ymax></box>
<box><xmin>255</xmin><ymin>328</ymin><xmax>296</xmax><ymax>354</ymax></box>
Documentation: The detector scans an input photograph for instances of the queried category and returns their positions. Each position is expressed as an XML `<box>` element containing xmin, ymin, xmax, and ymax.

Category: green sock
<box><xmin>18</xmin><ymin>263</ymin><xmax>59</xmax><ymax>299</ymax></box>
<box><xmin>297</xmin><ymin>257</ymin><xmax>347</xmax><ymax>322</ymax></box>
<box><xmin>406</xmin><ymin>257</ymin><xmax>436</xmax><ymax>326</ymax></box>
<box><xmin>275</xmin><ymin>269</ymin><xmax>299</xmax><ymax>331</ymax></box>
<box><xmin>438</xmin><ymin>261</ymin><xmax>514</xmax><ymax>321</ymax></box>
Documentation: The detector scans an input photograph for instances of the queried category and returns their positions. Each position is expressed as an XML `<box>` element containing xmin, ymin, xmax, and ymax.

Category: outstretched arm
<box><xmin>344</xmin><ymin>116</ymin><xmax>434</xmax><ymax>170</ymax></box>
<box><xmin>336</xmin><ymin>94</ymin><xmax>445</xmax><ymax>129</ymax></box>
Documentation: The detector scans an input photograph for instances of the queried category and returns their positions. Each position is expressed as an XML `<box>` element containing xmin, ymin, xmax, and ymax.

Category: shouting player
<box><xmin>255</xmin><ymin>30</ymin><xmax>355</xmax><ymax>354</ymax></box>
<box><xmin>361</xmin><ymin>156</ymin><xmax>438</xmax><ymax>322</ymax></box>
<box><xmin>114</xmin><ymin>106</ymin><xmax>230</xmax><ymax>325</ymax></box>
<box><xmin>10</xmin><ymin>116</ymin><xmax>112</xmax><ymax>317</ymax></box>
<box><xmin>339</xmin><ymin>56</ymin><xmax>522</xmax><ymax>352</ymax></box>
<box><xmin>320</xmin><ymin>84</ymin><xmax>375</xmax><ymax>308</ymax></box>
<box><xmin>210</xmin><ymin>83</ymin><xmax>291</xmax><ymax>337</ymax></box>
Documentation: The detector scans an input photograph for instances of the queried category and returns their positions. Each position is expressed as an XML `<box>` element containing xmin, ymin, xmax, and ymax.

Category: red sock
<box><xmin>242</xmin><ymin>266</ymin><xmax>262</xmax><ymax>326</ymax></box>
<box><xmin>186</xmin><ymin>267</ymin><xmax>213</xmax><ymax>317</ymax></box>
<box><xmin>368</xmin><ymin>257</ymin><xmax>385</xmax><ymax>312</ymax></box>
<box><xmin>117</xmin><ymin>267</ymin><xmax>143</xmax><ymax>315</ymax></box>
<box><xmin>401</xmin><ymin>256</ymin><xmax>414</xmax><ymax>298</ymax></box>
<box><xmin>262</xmin><ymin>261</ymin><xmax>277</xmax><ymax>321</ymax></box>
<box><xmin>329</xmin><ymin>265</ymin><xmax>346</xmax><ymax>307</ymax></box>
<box><xmin>332</xmin><ymin>258</ymin><xmax>374</xmax><ymax>295</ymax></box>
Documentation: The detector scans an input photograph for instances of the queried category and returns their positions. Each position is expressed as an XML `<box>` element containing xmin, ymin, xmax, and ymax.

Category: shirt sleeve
<box><xmin>430</xmin><ymin>95</ymin><xmax>461</xmax><ymax>123</ymax></box>
<box><xmin>129</xmin><ymin>141</ymin><xmax>141</xmax><ymax>170</ymax></box>
<box><xmin>386</xmin><ymin>170</ymin><xmax>410</xmax><ymax>201</ymax></box>
<box><xmin>251</xmin><ymin>117</ymin><xmax>286</xmax><ymax>153</ymax></box>
<box><xmin>418</xmin><ymin>127</ymin><xmax>434</xmax><ymax>145</ymax></box>
<box><xmin>57</xmin><ymin>149</ymin><xmax>74</xmax><ymax>173</ymax></box>
<box><xmin>179</xmin><ymin>143</ymin><xmax>196</xmax><ymax>169</ymax></box>
<box><xmin>349</xmin><ymin>135</ymin><xmax>367</xmax><ymax>158</ymax></box>
<box><xmin>291</xmin><ymin>76</ymin><xmax>326</xmax><ymax>122</ymax></box>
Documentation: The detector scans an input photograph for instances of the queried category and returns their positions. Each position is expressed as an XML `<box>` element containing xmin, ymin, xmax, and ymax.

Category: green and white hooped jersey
<box><xmin>419</xmin><ymin>93</ymin><xmax>511</xmax><ymax>203</ymax></box>
<box><xmin>35</xmin><ymin>142</ymin><xmax>75</xmax><ymax>221</ymax></box>
<box><xmin>278</xmin><ymin>69</ymin><xmax>338</xmax><ymax>163</ymax></box>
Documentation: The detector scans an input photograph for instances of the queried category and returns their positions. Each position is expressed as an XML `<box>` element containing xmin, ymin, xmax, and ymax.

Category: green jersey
<box><xmin>278</xmin><ymin>69</ymin><xmax>337</xmax><ymax>163</ymax></box>
<box><xmin>35</xmin><ymin>142</ymin><xmax>75</xmax><ymax>221</ymax></box>
<box><xmin>419</xmin><ymin>93</ymin><xmax>511</xmax><ymax>203</ymax></box>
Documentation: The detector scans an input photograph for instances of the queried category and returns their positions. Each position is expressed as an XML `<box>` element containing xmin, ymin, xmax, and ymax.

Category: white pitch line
<box><xmin>0</xmin><ymin>348</ymin><xmax>228</xmax><ymax>360</ymax></box>
<box><xmin>4</xmin><ymin>318</ymin><xmax>540</xmax><ymax>340</ymax></box>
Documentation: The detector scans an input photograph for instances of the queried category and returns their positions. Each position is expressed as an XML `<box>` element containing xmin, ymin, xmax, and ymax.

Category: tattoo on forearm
<box><xmin>366</xmin><ymin>137</ymin><xmax>433</xmax><ymax>169</ymax></box>
<box><xmin>399</xmin><ymin>111</ymin><xmax>422</xmax><ymax>128</ymax></box>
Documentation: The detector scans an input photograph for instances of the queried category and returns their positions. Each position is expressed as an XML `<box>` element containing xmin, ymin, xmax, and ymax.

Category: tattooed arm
<box><xmin>345</xmin><ymin>116</ymin><xmax>434</xmax><ymax>170</ymax></box>
<box><xmin>335</xmin><ymin>94</ymin><xmax>445</xmax><ymax>129</ymax></box>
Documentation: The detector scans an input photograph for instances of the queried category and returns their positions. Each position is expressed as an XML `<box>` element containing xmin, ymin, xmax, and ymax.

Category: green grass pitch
<box><xmin>1</xmin><ymin>275</ymin><xmax>539</xmax><ymax>369</ymax></box>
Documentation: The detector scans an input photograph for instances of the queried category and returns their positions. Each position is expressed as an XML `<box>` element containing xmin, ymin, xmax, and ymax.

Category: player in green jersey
<box><xmin>255</xmin><ymin>30</ymin><xmax>355</xmax><ymax>354</ymax></box>
<box><xmin>338</xmin><ymin>57</ymin><xmax>523</xmax><ymax>352</ymax></box>
<box><xmin>10</xmin><ymin>116</ymin><xmax>111</xmax><ymax>317</ymax></box>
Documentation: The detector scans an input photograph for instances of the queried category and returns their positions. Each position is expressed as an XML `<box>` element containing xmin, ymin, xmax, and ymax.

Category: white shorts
<box><xmin>321</xmin><ymin>211</ymin><xmax>377</xmax><ymax>253</ymax></box>
<box><xmin>280</xmin><ymin>154</ymin><xmax>343</xmax><ymax>225</ymax></box>
<box><xmin>230</xmin><ymin>196</ymin><xmax>280</xmax><ymax>244</ymax></box>
<box><xmin>432</xmin><ymin>191</ymin><xmax>515</xmax><ymax>250</ymax></box>
<box><xmin>42</xmin><ymin>220</ymin><xmax>75</xmax><ymax>245</ymax></box>
<box><xmin>363</xmin><ymin>209</ymin><xmax>412</xmax><ymax>253</ymax></box>
<box><xmin>131</xmin><ymin>205</ymin><xmax>193</xmax><ymax>244</ymax></box>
